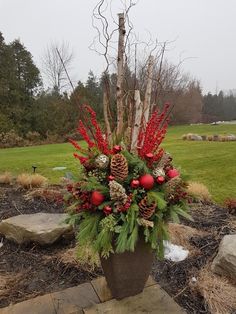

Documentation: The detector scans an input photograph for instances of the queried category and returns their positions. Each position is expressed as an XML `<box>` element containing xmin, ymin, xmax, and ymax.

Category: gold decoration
<box><xmin>152</xmin><ymin>167</ymin><xmax>165</xmax><ymax>178</ymax></box>
<box><xmin>138</xmin><ymin>218</ymin><xmax>154</xmax><ymax>228</ymax></box>
<box><xmin>109</xmin><ymin>180</ymin><xmax>128</xmax><ymax>205</ymax></box>
<box><xmin>95</xmin><ymin>154</ymin><xmax>109</xmax><ymax>169</ymax></box>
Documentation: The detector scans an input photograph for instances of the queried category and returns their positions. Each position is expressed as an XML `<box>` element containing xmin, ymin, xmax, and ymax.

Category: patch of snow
<box><xmin>52</xmin><ymin>167</ymin><xmax>67</xmax><ymax>171</ymax></box>
<box><xmin>164</xmin><ymin>241</ymin><xmax>189</xmax><ymax>262</ymax></box>
<box><xmin>0</xmin><ymin>238</ymin><xmax>3</xmax><ymax>248</ymax></box>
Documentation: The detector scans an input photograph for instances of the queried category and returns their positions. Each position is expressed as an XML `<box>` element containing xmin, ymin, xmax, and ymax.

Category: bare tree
<box><xmin>42</xmin><ymin>42</ymin><xmax>74</xmax><ymax>93</ymax></box>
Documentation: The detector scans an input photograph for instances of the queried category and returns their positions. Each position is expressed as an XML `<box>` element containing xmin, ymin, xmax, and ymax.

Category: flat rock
<box><xmin>0</xmin><ymin>213</ymin><xmax>72</xmax><ymax>245</ymax></box>
<box><xmin>84</xmin><ymin>284</ymin><xmax>185</xmax><ymax>314</ymax></box>
<box><xmin>211</xmin><ymin>234</ymin><xmax>236</xmax><ymax>279</ymax></box>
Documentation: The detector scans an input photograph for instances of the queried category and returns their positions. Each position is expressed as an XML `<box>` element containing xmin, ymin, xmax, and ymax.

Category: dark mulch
<box><xmin>0</xmin><ymin>185</ymin><xmax>235</xmax><ymax>313</ymax></box>
<box><xmin>152</xmin><ymin>202</ymin><xmax>236</xmax><ymax>314</ymax></box>
<box><xmin>0</xmin><ymin>185</ymin><xmax>102</xmax><ymax>308</ymax></box>
<box><xmin>0</xmin><ymin>184</ymin><xmax>64</xmax><ymax>220</ymax></box>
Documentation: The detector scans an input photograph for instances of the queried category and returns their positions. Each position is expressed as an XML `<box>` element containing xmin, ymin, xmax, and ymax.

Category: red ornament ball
<box><xmin>91</xmin><ymin>191</ymin><xmax>105</xmax><ymax>206</ymax></box>
<box><xmin>131</xmin><ymin>179</ymin><xmax>140</xmax><ymax>189</ymax></box>
<box><xmin>145</xmin><ymin>153</ymin><xmax>154</xmax><ymax>159</ymax></box>
<box><xmin>139</xmin><ymin>174</ymin><xmax>154</xmax><ymax>190</ymax></box>
<box><xmin>108</xmin><ymin>175</ymin><xmax>115</xmax><ymax>181</ymax></box>
<box><xmin>113</xmin><ymin>145</ymin><xmax>122</xmax><ymax>153</ymax></box>
<box><xmin>103</xmin><ymin>205</ymin><xmax>112</xmax><ymax>215</ymax></box>
<box><xmin>156</xmin><ymin>176</ymin><xmax>165</xmax><ymax>184</ymax></box>
<box><xmin>167</xmin><ymin>168</ymin><xmax>179</xmax><ymax>179</ymax></box>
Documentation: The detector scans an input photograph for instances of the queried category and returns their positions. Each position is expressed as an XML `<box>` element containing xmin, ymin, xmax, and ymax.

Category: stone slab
<box><xmin>0</xmin><ymin>213</ymin><xmax>72</xmax><ymax>245</ymax></box>
<box><xmin>84</xmin><ymin>284</ymin><xmax>185</xmax><ymax>314</ymax></box>
<box><xmin>211</xmin><ymin>234</ymin><xmax>236</xmax><ymax>280</ymax></box>
<box><xmin>91</xmin><ymin>276</ymin><xmax>156</xmax><ymax>303</ymax></box>
<box><xmin>0</xmin><ymin>294</ymin><xmax>55</xmax><ymax>314</ymax></box>
<box><xmin>51</xmin><ymin>283</ymin><xmax>100</xmax><ymax>313</ymax></box>
<box><xmin>0</xmin><ymin>283</ymin><xmax>99</xmax><ymax>314</ymax></box>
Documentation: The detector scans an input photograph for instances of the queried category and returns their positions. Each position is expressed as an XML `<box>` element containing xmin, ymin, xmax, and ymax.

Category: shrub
<box><xmin>30</xmin><ymin>174</ymin><xmax>48</xmax><ymax>188</ymax></box>
<box><xmin>0</xmin><ymin>172</ymin><xmax>13</xmax><ymax>184</ymax></box>
<box><xmin>0</xmin><ymin>130</ymin><xmax>24</xmax><ymax>148</ymax></box>
<box><xmin>25</xmin><ymin>131</ymin><xmax>41</xmax><ymax>143</ymax></box>
<box><xmin>17</xmin><ymin>173</ymin><xmax>47</xmax><ymax>189</ymax></box>
<box><xmin>187</xmin><ymin>181</ymin><xmax>211</xmax><ymax>202</ymax></box>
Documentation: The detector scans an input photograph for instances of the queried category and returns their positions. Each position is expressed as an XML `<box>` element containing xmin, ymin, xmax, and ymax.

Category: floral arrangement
<box><xmin>65</xmin><ymin>103</ymin><xmax>191</xmax><ymax>258</ymax></box>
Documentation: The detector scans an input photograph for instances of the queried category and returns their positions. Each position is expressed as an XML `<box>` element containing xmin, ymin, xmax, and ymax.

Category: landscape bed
<box><xmin>0</xmin><ymin>184</ymin><xmax>235</xmax><ymax>313</ymax></box>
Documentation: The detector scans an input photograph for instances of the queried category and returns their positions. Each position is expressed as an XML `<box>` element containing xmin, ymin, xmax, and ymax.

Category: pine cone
<box><xmin>110</xmin><ymin>154</ymin><xmax>128</xmax><ymax>181</ymax></box>
<box><xmin>139</xmin><ymin>197</ymin><xmax>156</xmax><ymax>219</ymax></box>
<box><xmin>109</xmin><ymin>180</ymin><xmax>128</xmax><ymax>205</ymax></box>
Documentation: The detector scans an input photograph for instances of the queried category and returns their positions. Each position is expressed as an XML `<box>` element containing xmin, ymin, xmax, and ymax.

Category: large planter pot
<box><xmin>100</xmin><ymin>236</ymin><xmax>154</xmax><ymax>300</ymax></box>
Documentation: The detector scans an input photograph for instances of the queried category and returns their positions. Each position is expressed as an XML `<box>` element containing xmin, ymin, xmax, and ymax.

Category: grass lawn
<box><xmin>0</xmin><ymin>124</ymin><xmax>235</xmax><ymax>204</ymax></box>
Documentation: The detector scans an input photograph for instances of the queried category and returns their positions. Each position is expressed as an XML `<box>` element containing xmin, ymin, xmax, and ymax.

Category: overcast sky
<box><xmin>0</xmin><ymin>0</ymin><xmax>235</xmax><ymax>94</ymax></box>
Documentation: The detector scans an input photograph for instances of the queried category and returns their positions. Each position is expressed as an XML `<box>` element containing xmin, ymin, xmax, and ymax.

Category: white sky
<box><xmin>0</xmin><ymin>0</ymin><xmax>236</xmax><ymax>94</ymax></box>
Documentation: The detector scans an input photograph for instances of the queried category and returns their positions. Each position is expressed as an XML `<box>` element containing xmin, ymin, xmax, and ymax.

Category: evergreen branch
<box><xmin>147</xmin><ymin>191</ymin><xmax>167</xmax><ymax>210</ymax></box>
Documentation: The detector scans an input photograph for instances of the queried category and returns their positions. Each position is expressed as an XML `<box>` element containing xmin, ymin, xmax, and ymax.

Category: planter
<box><xmin>100</xmin><ymin>236</ymin><xmax>154</xmax><ymax>300</ymax></box>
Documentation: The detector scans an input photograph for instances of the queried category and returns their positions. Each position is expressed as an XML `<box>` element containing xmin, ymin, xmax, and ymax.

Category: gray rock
<box><xmin>0</xmin><ymin>213</ymin><xmax>72</xmax><ymax>245</ymax></box>
<box><xmin>190</xmin><ymin>134</ymin><xmax>202</xmax><ymax>141</ymax></box>
<box><xmin>227</xmin><ymin>134</ymin><xmax>236</xmax><ymax>141</ymax></box>
<box><xmin>211</xmin><ymin>234</ymin><xmax>236</xmax><ymax>280</ymax></box>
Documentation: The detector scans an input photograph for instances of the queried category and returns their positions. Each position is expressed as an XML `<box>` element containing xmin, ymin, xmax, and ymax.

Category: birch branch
<box><xmin>130</xmin><ymin>89</ymin><xmax>143</xmax><ymax>152</ymax></box>
<box><xmin>116</xmin><ymin>13</ymin><xmax>125</xmax><ymax>139</ymax></box>
<box><xmin>142</xmin><ymin>54</ymin><xmax>154</xmax><ymax>126</ymax></box>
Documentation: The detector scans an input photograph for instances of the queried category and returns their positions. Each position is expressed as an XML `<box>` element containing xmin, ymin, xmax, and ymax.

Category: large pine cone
<box><xmin>139</xmin><ymin>197</ymin><xmax>156</xmax><ymax>219</ymax></box>
<box><xmin>110</xmin><ymin>154</ymin><xmax>128</xmax><ymax>181</ymax></box>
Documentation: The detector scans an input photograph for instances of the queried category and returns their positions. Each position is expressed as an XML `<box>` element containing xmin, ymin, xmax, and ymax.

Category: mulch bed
<box><xmin>0</xmin><ymin>184</ymin><xmax>235</xmax><ymax>313</ymax></box>
<box><xmin>0</xmin><ymin>185</ymin><xmax>102</xmax><ymax>308</ymax></box>
<box><xmin>152</xmin><ymin>203</ymin><xmax>236</xmax><ymax>314</ymax></box>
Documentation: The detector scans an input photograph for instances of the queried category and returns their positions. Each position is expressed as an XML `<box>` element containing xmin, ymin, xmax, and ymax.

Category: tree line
<box><xmin>0</xmin><ymin>32</ymin><xmax>235</xmax><ymax>147</ymax></box>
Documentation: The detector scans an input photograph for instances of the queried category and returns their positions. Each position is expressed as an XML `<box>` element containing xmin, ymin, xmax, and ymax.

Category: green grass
<box><xmin>0</xmin><ymin>124</ymin><xmax>236</xmax><ymax>204</ymax></box>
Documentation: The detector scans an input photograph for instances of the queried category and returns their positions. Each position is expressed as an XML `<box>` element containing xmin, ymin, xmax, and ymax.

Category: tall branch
<box><xmin>143</xmin><ymin>54</ymin><xmax>154</xmax><ymax>124</ymax></box>
<box><xmin>116</xmin><ymin>13</ymin><xmax>125</xmax><ymax>139</ymax></box>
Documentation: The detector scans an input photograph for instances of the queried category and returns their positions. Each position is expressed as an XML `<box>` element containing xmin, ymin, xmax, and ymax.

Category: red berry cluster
<box><xmin>66</xmin><ymin>183</ymin><xmax>93</xmax><ymax>212</ymax></box>
<box><xmin>168</xmin><ymin>185</ymin><xmax>188</xmax><ymax>204</ymax></box>
<box><xmin>117</xmin><ymin>195</ymin><xmax>132</xmax><ymax>212</ymax></box>
<box><xmin>137</xmin><ymin>103</ymin><xmax>170</xmax><ymax>163</ymax></box>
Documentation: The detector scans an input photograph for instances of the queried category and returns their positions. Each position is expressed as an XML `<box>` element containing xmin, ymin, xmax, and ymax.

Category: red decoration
<box><xmin>156</xmin><ymin>176</ymin><xmax>165</xmax><ymax>184</ymax></box>
<box><xmin>91</xmin><ymin>191</ymin><xmax>105</xmax><ymax>206</ymax></box>
<box><xmin>113</xmin><ymin>145</ymin><xmax>122</xmax><ymax>153</ymax></box>
<box><xmin>137</xmin><ymin>103</ymin><xmax>171</xmax><ymax>162</ymax></box>
<box><xmin>145</xmin><ymin>153</ymin><xmax>154</xmax><ymax>159</ymax></box>
<box><xmin>131</xmin><ymin>179</ymin><xmax>140</xmax><ymax>188</ymax></box>
<box><xmin>108</xmin><ymin>175</ymin><xmax>115</xmax><ymax>181</ymax></box>
<box><xmin>103</xmin><ymin>206</ymin><xmax>112</xmax><ymax>215</ymax></box>
<box><xmin>73</xmin><ymin>153</ymin><xmax>89</xmax><ymax>165</ymax></box>
<box><xmin>167</xmin><ymin>169</ymin><xmax>179</xmax><ymax>179</ymax></box>
<box><xmin>139</xmin><ymin>174</ymin><xmax>154</xmax><ymax>190</ymax></box>
<box><xmin>118</xmin><ymin>197</ymin><xmax>131</xmax><ymax>212</ymax></box>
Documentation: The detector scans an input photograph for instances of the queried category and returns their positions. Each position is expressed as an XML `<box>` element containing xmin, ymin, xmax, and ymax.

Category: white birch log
<box><xmin>116</xmin><ymin>13</ymin><xmax>125</xmax><ymax>139</ymax></box>
<box><xmin>130</xmin><ymin>89</ymin><xmax>143</xmax><ymax>152</ymax></box>
<box><xmin>143</xmin><ymin>55</ymin><xmax>154</xmax><ymax>126</ymax></box>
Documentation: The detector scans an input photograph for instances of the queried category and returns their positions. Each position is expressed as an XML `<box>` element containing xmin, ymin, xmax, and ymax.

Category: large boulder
<box><xmin>190</xmin><ymin>134</ymin><xmax>202</xmax><ymax>141</ymax></box>
<box><xmin>211</xmin><ymin>234</ymin><xmax>236</xmax><ymax>280</ymax></box>
<box><xmin>0</xmin><ymin>213</ymin><xmax>72</xmax><ymax>245</ymax></box>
